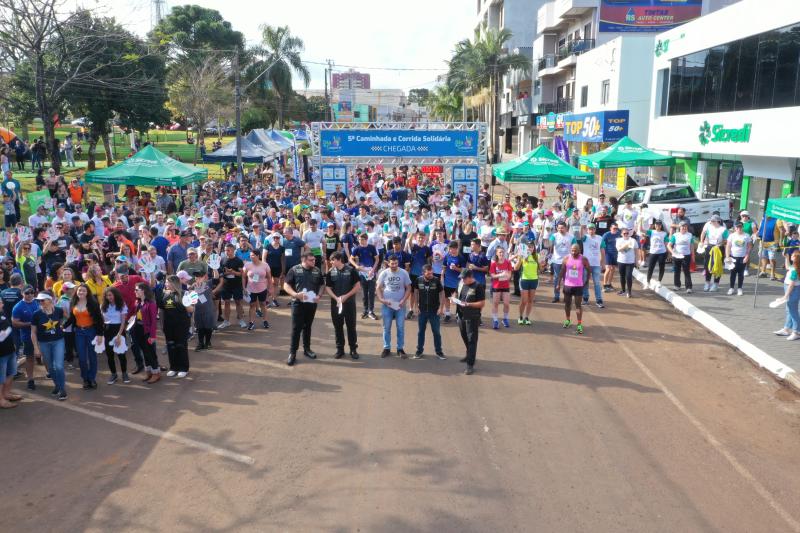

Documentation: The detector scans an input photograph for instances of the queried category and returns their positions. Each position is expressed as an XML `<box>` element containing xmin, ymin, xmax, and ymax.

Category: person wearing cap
<box><xmin>177</xmin><ymin>248</ymin><xmax>207</xmax><ymax>278</ymax></box>
<box><xmin>12</xmin><ymin>285</ymin><xmax>39</xmax><ymax>390</ymax></box>
<box><xmin>324</xmin><ymin>251</ymin><xmax>361</xmax><ymax>359</ymax></box>
<box><xmin>616</xmin><ymin>226</ymin><xmax>639</xmax><ymax>297</ymax></box>
<box><xmin>31</xmin><ymin>291</ymin><xmax>68</xmax><ymax>400</ymax></box>
<box><xmin>167</xmin><ymin>230</ymin><xmax>192</xmax><ymax>275</ymax></box>
<box><xmin>667</xmin><ymin>221</ymin><xmax>695</xmax><ymax>292</ymax></box>
<box><xmin>580</xmin><ymin>223</ymin><xmax>605</xmax><ymax>308</ymax></box>
<box><xmin>700</xmin><ymin>214</ymin><xmax>728</xmax><ymax>292</ymax></box>
<box><xmin>725</xmin><ymin>221</ymin><xmax>753</xmax><ymax>296</ymax></box>
<box><xmin>644</xmin><ymin>219</ymin><xmax>669</xmax><ymax>289</ymax></box>
<box><xmin>616</xmin><ymin>198</ymin><xmax>638</xmax><ymax>238</ymax></box>
<box><xmin>454</xmin><ymin>267</ymin><xmax>485</xmax><ymax>375</ymax></box>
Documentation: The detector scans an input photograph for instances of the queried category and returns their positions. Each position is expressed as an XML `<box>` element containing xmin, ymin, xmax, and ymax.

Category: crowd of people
<box><xmin>0</xmin><ymin>147</ymin><xmax>798</xmax><ymax>409</ymax></box>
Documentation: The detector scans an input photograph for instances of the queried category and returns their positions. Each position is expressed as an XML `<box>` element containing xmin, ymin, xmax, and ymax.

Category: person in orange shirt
<box><xmin>68</xmin><ymin>178</ymin><xmax>84</xmax><ymax>206</ymax></box>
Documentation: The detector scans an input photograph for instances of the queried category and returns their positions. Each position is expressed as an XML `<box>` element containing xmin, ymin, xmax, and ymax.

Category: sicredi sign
<box><xmin>698</xmin><ymin>121</ymin><xmax>751</xmax><ymax>146</ymax></box>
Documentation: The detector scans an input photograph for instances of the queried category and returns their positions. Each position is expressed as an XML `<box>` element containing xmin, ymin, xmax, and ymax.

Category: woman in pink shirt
<box><xmin>489</xmin><ymin>247</ymin><xmax>512</xmax><ymax>329</ymax></box>
<box><xmin>243</xmin><ymin>250</ymin><xmax>272</xmax><ymax>330</ymax></box>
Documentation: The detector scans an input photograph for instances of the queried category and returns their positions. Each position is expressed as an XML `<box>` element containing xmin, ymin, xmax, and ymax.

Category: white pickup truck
<box><xmin>616</xmin><ymin>184</ymin><xmax>732</xmax><ymax>233</ymax></box>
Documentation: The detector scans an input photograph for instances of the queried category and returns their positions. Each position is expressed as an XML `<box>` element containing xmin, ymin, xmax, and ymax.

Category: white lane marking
<box><xmin>213</xmin><ymin>349</ymin><xmax>292</xmax><ymax>371</ymax></box>
<box><xmin>594</xmin><ymin>314</ymin><xmax>800</xmax><ymax>532</ymax></box>
<box><xmin>29</xmin><ymin>397</ymin><xmax>255</xmax><ymax>465</ymax></box>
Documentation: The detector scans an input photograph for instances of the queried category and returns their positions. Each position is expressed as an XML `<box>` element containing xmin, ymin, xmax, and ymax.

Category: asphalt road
<box><xmin>3</xmin><ymin>285</ymin><xmax>800</xmax><ymax>533</ymax></box>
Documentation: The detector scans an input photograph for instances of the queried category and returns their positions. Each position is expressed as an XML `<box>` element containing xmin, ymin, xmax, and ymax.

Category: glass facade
<box><xmin>666</xmin><ymin>23</ymin><xmax>800</xmax><ymax>116</ymax></box>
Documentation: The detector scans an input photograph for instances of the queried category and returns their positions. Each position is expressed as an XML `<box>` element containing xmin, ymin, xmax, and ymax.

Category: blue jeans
<box><xmin>74</xmin><ymin>327</ymin><xmax>98</xmax><ymax>381</ymax></box>
<box><xmin>381</xmin><ymin>305</ymin><xmax>405</xmax><ymax>350</ymax></box>
<box><xmin>552</xmin><ymin>262</ymin><xmax>563</xmax><ymax>299</ymax></box>
<box><xmin>785</xmin><ymin>289</ymin><xmax>800</xmax><ymax>331</ymax></box>
<box><xmin>416</xmin><ymin>311</ymin><xmax>442</xmax><ymax>354</ymax></box>
<box><xmin>40</xmin><ymin>339</ymin><xmax>66</xmax><ymax>392</ymax></box>
<box><xmin>582</xmin><ymin>266</ymin><xmax>603</xmax><ymax>303</ymax></box>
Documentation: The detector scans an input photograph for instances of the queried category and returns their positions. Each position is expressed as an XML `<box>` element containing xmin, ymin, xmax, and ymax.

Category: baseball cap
<box><xmin>35</xmin><ymin>292</ymin><xmax>52</xmax><ymax>301</ymax></box>
<box><xmin>587</xmin><ymin>223</ymin><xmax>596</xmax><ymax>229</ymax></box>
<box><xmin>62</xmin><ymin>281</ymin><xmax>76</xmax><ymax>289</ymax></box>
<box><xmin>740</xmin><ymin>210</ymin><xmax>750</xmax><ymax>217</ymax></box>
<box><xmin>177</xmin><ymin>270</ymin><xmax>192</xmax><ymax>281</ymax></box>
<box><xmin>179</xmin><ymin>229</ymin><xmax>193</xmax><ymax>237</ymax></box>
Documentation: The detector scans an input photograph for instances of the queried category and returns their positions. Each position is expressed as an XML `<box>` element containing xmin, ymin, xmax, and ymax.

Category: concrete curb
<box><xmin>631</xmin><ymin>269</ymin><xmax>800</xmax><ymax>394</ymax></box>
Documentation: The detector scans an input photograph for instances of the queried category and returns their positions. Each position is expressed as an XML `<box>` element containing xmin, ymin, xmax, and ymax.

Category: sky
<box><xmin>92</xmin><ymin>0</ymin><xmax>475</xmax><ymax>92</ymax></box>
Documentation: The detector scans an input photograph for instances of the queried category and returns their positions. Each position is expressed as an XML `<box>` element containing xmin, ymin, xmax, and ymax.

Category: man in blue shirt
<box><xmin>466</xmin><ymin>238</ymin><xmax>490</xmax><ymax>286</ymax></box>
<box><xmin>166</xmin><ymin>230</ymin><xmax>192</xmax><ymax>274</ymax></box>
<box><xmin>349</xmin><ymin>233</ymin><xmax>379</xmax><ymax>319</ymax></box>
<box><xmin>441</xmin><ymin>241</ymin><xmax>465</xmax><ymax>323</ymax></box>
<box><xmin>601</xmin><ymin>223</ymin><xmax>620</xmax><ymax>292</ymax></box>
<box><xmin>281</xmin><ymin>226</ymin><xmax>307</xmax><ymax>271</ymax></box>
<box><xmin>11</xmin><ymin>286</ymin><xmax>39</xmax><ymax>390</ymax></box>
<box><xmin>407</xmin><ymin>231</ymin><xmax>431</xmax><ymax>319</ymax></box>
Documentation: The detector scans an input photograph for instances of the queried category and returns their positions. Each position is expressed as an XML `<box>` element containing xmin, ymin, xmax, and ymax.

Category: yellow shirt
<box><xmin>85</xmin><ymin>276</ymin><xmax>112</xmax><ymax>299</ymax></box>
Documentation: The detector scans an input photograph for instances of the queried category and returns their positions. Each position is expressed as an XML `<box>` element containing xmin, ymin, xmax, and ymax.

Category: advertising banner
<box><xmin>27</xmin><ymin>189</ymin><xmax>51</xmax><ymax>213</ymax></box>
<box><xmin>321</xmin><ymin>165</ymin><xmax>348</xmax><ymax>195</ymax></box>
<box><xmin>451</xmin><ymin>165</ymin><xmax>480</xmax><ymax>213</ymax></box>
<box><xmin>563</xmin><ymin>110</ymin><xmax>629</xmax><ymax>143</ymax></box>
<box><xmin>599</xmin><ymin>0</ymin><xmax>702</xmax><ymax>33</ymax></box>
<box><xmin>320</xmin><ymin>130</ymin><xmax>479</xmax><ymax>158</ymax></box>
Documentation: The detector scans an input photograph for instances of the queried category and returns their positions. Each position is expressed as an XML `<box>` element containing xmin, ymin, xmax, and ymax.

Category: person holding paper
<box><xmin>414</xmin><ymin>264</ymin><xmax>445</xmax><ymax>360</ymax></box>
<box><xmin>667</xmin><ymin>221</ymin><xmax>695</xmax><ymax>293</ymax></box>
<box><xmin>376</xmin><ymin>255</ymin><xmax>411</xmax><ymax>358</ymax></box>
<box><xmin>283</xmin><ymin>252</ymin><xmax>324</xmax><ymax>366</ymax></box>
<box><xmin>324</xmin><ymin>251</ymin><xmax>360</xmax><ymax>359</ymax></box>
<box><xmin>455</xmin><ymin>269</ymin><xmax>485</xmax><ymax>375</ymax></box>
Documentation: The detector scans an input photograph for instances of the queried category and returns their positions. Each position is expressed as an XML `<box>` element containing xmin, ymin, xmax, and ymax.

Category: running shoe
<box><xmin>523</xmin><ymin>318</ymin><xmax>532</xmax><ymax>325</ymax></box>
<box><xmin>247</xmin><ymin>321</ymin><xmax>255</xmax><ymax>331</ymax></box>
<box><xmin>122</xmin><ymin>373</ymin><xmax>131</xmax><ymax>384</ymax></box>
<box><xmin>57</xmin><ymin>391</ymin><xmax>67</xmax><ymax>401</ymax></box>
<box><xmin>737</xmin><ymin>289</ymin><xmax>743</xmax><ymax>296</ymax></box>
<box><xmin>217</xmin><ymin>320</ymin><xmax>230</xmax><ymax>330</ymax></box>
<box><xmin>502</xmin><ymin>318</ymin><xmax>510</xmax><ymax>328</ymax></box>
<box><xmin>562</xmin><ymin>320</ymin><xmax>571</xmax><ymax>329</ymax></box>
<box><xmin>406</xmin><ymin>310</ymin><xmax>414</xmax><ymax>320</ymax></box>
<box><xmin>256</xmin><ymin>308</ymin><xmax>263</xmax><ymax>318</ymax></box>
<box><xmin>166</xmin><ymin>370</ymin><xmax>177</xmax><ymax>377</ymax></box>
<box><xmin>596</xmin><ymin>301</ymin><xmax>605</xmax><ymax>309</ymax></box>
<box><xmin>727</xmin><ymin>288</ymin><xmax>735</xmax><ymax>295</ymax></box>
<box><xmin>177</xmin><ymin>371</ymin><xmax>188</xmax><ymax>378</ymax></box>
<box><xmin>368</xmin><ymin>312</ymin><xmax>378</xmax><ymax>320</ymax></box>
<box><xmin>576</xmin><ymin>324</ymin><xmax>584</xmax><ymax>335</ymax></box>
<box><xmin>686</xmin><ymin>288</ymin><xmax>693</xmax><ymax>294</ymax></box>
<box><xmin>518</xmin><ymin>318</ymin><xmax>524</xmax><ymax>325</ymax></box>
<box><xmin>436</xmin><ymin>353</ymin><xmax>447</xmax><ymax>360</ymax></box>
<box><xmin>239</xmin><ymin>319</ymin><xmax>248</xmax><ymax>328</ymax></box>
<box><xmin>263</xmin><ymin>320</ymin><xmax>270</xmax><ymax>329</ymax></box>
<box><xmin>361</xmin><ymin>312</ymin><xmax>369</xmax><ymax>319</ymax></box>
<box><xmin>492</xmin><ymin>319</ymin><xmax>499</xmax><ymax>330</ymax></box>
<box><xmin>444</xmin><ymin>314</ymin><xmax>452</xmax><ymax>323</ymax></box>
<box><xmin>107</xmin><ymin>374</ymin><xmax>118</xmax><ymax>385</ymax></box>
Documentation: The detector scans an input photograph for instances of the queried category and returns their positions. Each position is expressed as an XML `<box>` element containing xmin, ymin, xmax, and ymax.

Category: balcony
<box><xmin>556</xmin><ymin>39</ymin><xmax>595</xmax><ymax>62</ymax></box>
<box><xmin>536</xmin><ymin>54</ymin><xmax>561</xmax><ymax>77</ymax></box>
<box><xmin>538</xmin><ymin>98</ymin><xmax>574</xmax><ymax>115</ymax></box>
<box><xmin>553</xmin><ymin>0</ymin><xmax>596</xmax><ymax>21</ymax></box>
<box><xmin>513</xmin><ymin>97</ymin><xmax>532</xmax><ymax>117</ymax></box>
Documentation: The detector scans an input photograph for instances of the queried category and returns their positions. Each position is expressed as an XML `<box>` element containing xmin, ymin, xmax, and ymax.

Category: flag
<box><xmin>292</xmin><ymin>136</ymin><xmax>300</xmax><ymax>181</ymax></box>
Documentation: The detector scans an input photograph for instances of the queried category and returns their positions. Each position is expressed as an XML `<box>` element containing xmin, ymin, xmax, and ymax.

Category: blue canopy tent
<box><xmin>267</xmin><ymin>129</ymin><xmax>294</xmax><ymax>150</ymax></box>
<box><xmin>202</xmin><ymin>136</ymin><xmax>271</xmax><ymax>163</ymax></box>
<box><xmin>246</xmin><ymin>129</ymin><xmax>289</xmax><ymax>155</ymax></box>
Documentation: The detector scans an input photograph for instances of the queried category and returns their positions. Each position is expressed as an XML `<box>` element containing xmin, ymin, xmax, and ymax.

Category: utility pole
<box><xmin>326</xmin><ymin>59</ymin><xmax>334</xmax><ymax>121</ymax></box>
<box><xmin>234</xmin><ymin>50</ymin><xmax>242</xmax><ymax>182</ymax></box>
<box><xmin>324</xmin><ymin>65</ymin><xmax>329</xmax><ymax>122</ymax></box>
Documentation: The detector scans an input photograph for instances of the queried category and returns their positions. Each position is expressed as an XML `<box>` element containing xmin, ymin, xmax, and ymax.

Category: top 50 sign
<box><xmin>320</xmin><ymin>130</ymin><xmax>479</xmax><ymax>158</ymax></box>
<box><xmin>563</xmin><ymin>110</ymin><xmax>629</xmax><ymax>143</ymax></box>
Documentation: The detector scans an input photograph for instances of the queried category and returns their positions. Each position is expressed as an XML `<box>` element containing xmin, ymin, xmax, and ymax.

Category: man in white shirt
<box><xmin>581</xmin><ymin>223</ymin><xmax>605</xmax><ymax>308</ymax></box>
<box><xmin>549</xmin><ymin>222</ymin><xmax>576</xmax><ymax>303</ymax></box>
<box><xmin>28</xmin><ymin>205</ymin><xmax>50</xmax><ymax>228</ymax></box>
<box><xmin>615</xmin><ymin>198</ymin><xmax>639</xmax><ymax>234</ymax></box>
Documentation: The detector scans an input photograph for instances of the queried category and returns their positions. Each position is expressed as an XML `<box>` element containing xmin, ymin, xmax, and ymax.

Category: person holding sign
<box><xmin>559</xmin><ymin>244</ymin><xmax>591</xmax><ymax>335</ymax></box>
<box><xmin>283</xmin><ymin>252</ymin><xmax>324</xmax><ymax>366</ymax></box>
<box><xmin>453</xmin><ymin>269</ymin><xmax>485</xmax><ymax>375</ymax></box>
<box><xmin>376</xmin><ymin>255</ymin><xmax>411</xmax><ymax>358</ymax></box>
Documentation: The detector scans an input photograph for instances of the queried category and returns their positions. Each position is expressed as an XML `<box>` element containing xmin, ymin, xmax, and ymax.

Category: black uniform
<box><xmin>415</xmin><ymin>275</ymin><xmax>444</xmax><ymax>355</ymax></box>
<box><xmin>325</xmin><ymin>264</ymin><xmax>360</xmax><ymax>355</ymax></box>
<box><xmin>456</xmin><ymin>280</ymin><xmax>485</xmax><ymax>369</ymax></box>
<box><xmin>285</xmin><ymin>263</ymin><xmax>324</xmax><ymax>356</ymax></box>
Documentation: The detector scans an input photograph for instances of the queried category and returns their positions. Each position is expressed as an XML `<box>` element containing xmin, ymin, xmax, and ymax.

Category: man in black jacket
<box><xmin>414</xmin><ymin>264</ymin><xmax>445</xmax><ymax>360</ymax></box>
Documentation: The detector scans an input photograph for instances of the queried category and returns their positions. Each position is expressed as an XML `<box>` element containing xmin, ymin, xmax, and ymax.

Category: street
<box><xmin>4</xmin><ymin>289</ymin><xmax>800</xmax><ymax>533</ymax></box>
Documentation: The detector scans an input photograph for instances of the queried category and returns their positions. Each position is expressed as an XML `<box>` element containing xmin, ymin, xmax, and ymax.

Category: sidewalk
<box><xmin>632</xmin><ymin>265</ymin><xmax>800</xmax><ymax>390</ymax></box>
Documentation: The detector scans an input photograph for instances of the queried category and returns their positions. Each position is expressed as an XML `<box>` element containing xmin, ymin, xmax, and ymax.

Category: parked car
<box><xmin>617</xmin><ymin>184</ymin><xmax>732</xmax><ymax>233</ymax></box>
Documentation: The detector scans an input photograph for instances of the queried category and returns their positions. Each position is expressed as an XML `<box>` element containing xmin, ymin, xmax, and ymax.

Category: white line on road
<box><xmin>594</xmin><ymin>314</ymin><xmax>800</xmax><ymax>532</ymax></box>
<box><xmin>29</xmin><ymin>396</ymin><xmax>255</xmax><ymax>466</ymax></box>
<box><xmin>213</xmin><ymin>349</ymin><xmax>293</xmax><ymax>371</ymax></box>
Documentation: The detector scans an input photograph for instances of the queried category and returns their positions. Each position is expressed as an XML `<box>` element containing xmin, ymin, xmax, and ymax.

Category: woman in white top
<box><xmin>667</xmin><ymin>221</ymin><xmax>694</xmax><ymax>293</ymax></box>
<box><xmin>725</xmin><ymin>221</ymin><xmax>752</xmax><ymax>296</ymax></box>
<box><xmin>615</xmin><ymin>227</ymin><xmax>639</xmax><ymax>298</ymax></box>
<box><xmin>645</xmin><ymin>219</ymin><xmax>668</xmax><ymax>288</ymax></box>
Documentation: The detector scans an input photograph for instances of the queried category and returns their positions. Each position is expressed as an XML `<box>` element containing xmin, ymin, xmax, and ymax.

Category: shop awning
<box><xmin>493</xmin><ymin>145</ymin><xmax>594</xmax><ymax>184</ymax></box>
<box><xmin>766</xmin><ymin>197</ymin><xmax>800</xmax><ymax>225</ymax></box>
<box><xmin>85</xmin><ymin>145</ymin><xmax>207</xmax><ymax>187</ymax></box>
<box><xmin>577</xmin><ymin>136</ymin><xmax>675</xmax><ymax>169</ymax></box>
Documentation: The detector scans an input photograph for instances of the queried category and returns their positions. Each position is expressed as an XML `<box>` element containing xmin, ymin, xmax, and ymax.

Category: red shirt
<box><xmin>113</xmin><ymin>275</ymin><xmax>147</xmax><ymax>315</ymax></box>
<box><xmin>490</xmin><ymin>259</ymin><xmax>512</xmax><ymax>290</ymax></box>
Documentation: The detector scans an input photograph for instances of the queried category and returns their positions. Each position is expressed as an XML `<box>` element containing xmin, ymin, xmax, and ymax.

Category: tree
<box><xmin>447</xmin><ymin>29</ymin><xmax>530</xmax><ymax>162</ymax></box>
<box><xmin>61</xmin><ymin>11</ymin><xmax>169</xmax><ymax>169</ymax></box>
<box><xmin>408</xmin><ymin>88</ymin><xmax>431</xmax><ymax>107</ymax></box>
<box><xmin>150</xmin><ymin>4</ymin><xmax>244</xmax><ymax>65</ymax></box>
<box><xmin>305</xmin><ymin>95</ymin><xmax>327</xmax><ymax>122</ymax></box>
<box><xmin>167</xmin><ymin>55</ymin><xmax>231</xmax><ymax>163</ymax></box>
<box><xmin>428</xmin><ymin>86</ymin><xmax>463</xmax><ymax>122</ymax></box>
<box><xmin>252</xmin><ymin>25</ymin><xmax>310</xmax><ymax>128</ymax></box>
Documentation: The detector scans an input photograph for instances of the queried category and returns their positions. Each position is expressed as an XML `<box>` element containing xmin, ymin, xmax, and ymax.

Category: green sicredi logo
<box><xmin>698</xmin><ymin>121</ymin><xmax>752</xmax><ymax>146</ymax></box>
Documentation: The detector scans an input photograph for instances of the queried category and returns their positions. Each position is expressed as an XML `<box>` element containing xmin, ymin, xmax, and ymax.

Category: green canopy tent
<box><xmin>765</xmin><ymin>196</ymin><xmax>800</xmax><ymax>225</ymax></box>
<box><xmin>85</xmin><ymin>145</ymin><xmax>208</xmax><ymax>187</ymax></box>
<box><xmin>493</xmin><ymin>145</ymin><xmax>594</xmax><ymax>183</ymax></box>
<box><xmin>577</xmin><ymin>136</ymin><xmax>675</xmax><ymax>169</ymax></box>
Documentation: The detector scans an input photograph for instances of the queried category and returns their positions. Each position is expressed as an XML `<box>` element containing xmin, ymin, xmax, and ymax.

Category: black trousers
<box><xmin>166</xmin><ymin>337</ymin><xmax>190</xmax><ymax>372</ymax></box>
<box><xmin>197</xmin><ymin>328</ymin><xmax>213</xmax><ymax>348</ymax></box>
<box><xmin>729</xmin><ymin>256</ymin><xmax>746</xmax><ymax>289</ymax></box>
<box><xmin>331</xmin><ymin>299</ymin><xmax>357</xmax><ymax>351</ymax></box>
<box><xmin>459</xmin><ymin>317</ymin><xmax>480</xmax><ymax>367</ymax></box>
<box><xmin>361</xmin><ymin>277</ymin><xmax>376</xmax><ymax>313</ymax></box>
<box><xmin>646</xmin><ymin>252</ymin><xmax>667</xmax><ymax>282</ymax></box>
<box><xmin>64</xmin><ymin>331</ymin><xmax>75</xmax><ymax>363</ymax></box>
<box><xmin>133</xmin><ymin>325</ymin><xmax>159</xmax><ymax>370</ymax></box>
<box><xmin>673</xmin><ymin>257</ymin><xmax>692</xmax><ymax>289</ymax></box>
<box><xmin>104</xmin><ymin>325</ymin><xmax>127</xmax><ymax>374</ymax></box>
<box><xmin>290</xmin><ymin>301</ymin><xmax>317</xmax><ymax>354</ymax></box>
<box><xmin>618</xmin><ymin>263</ymin><xmax>634</xmax><ymax>293</ymax></box>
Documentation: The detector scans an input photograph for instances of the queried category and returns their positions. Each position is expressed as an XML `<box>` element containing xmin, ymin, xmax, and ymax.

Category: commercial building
<box><xmin>331</xmin><ymin>69</ymin><xmax>370</xmax><ymax>90</ymax></box>
<box><xmin>647</xmin><ymin>0</ymin><xmax>800</xmax><ymax>221</ymax></box>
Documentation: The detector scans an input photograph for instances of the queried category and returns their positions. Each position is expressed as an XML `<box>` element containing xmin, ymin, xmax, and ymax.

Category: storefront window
<box><xmin>702</xmin><ymin>161</ymin><xmax>743</xmax><ymax>203</ymax></box>
<box><xmin>746</xmin><ymin>177</ymin><xmax>772</xmax><ymax>222</ymax></box>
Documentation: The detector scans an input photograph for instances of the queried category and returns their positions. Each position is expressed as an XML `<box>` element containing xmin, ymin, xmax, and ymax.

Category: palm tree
<box><xmin>253</xmin><ymin>25</ymin><xmax>310</xmax><ymax>128</ymax></box>
<box><xmin>429</xmin><ymin>85</ymin><xmax>463</xmax><ymax>121</ymax></box>
<box><xmin>446</xmin><ymin>29</ymin><xmax>531</xmax><ymax>162</ymax></box>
